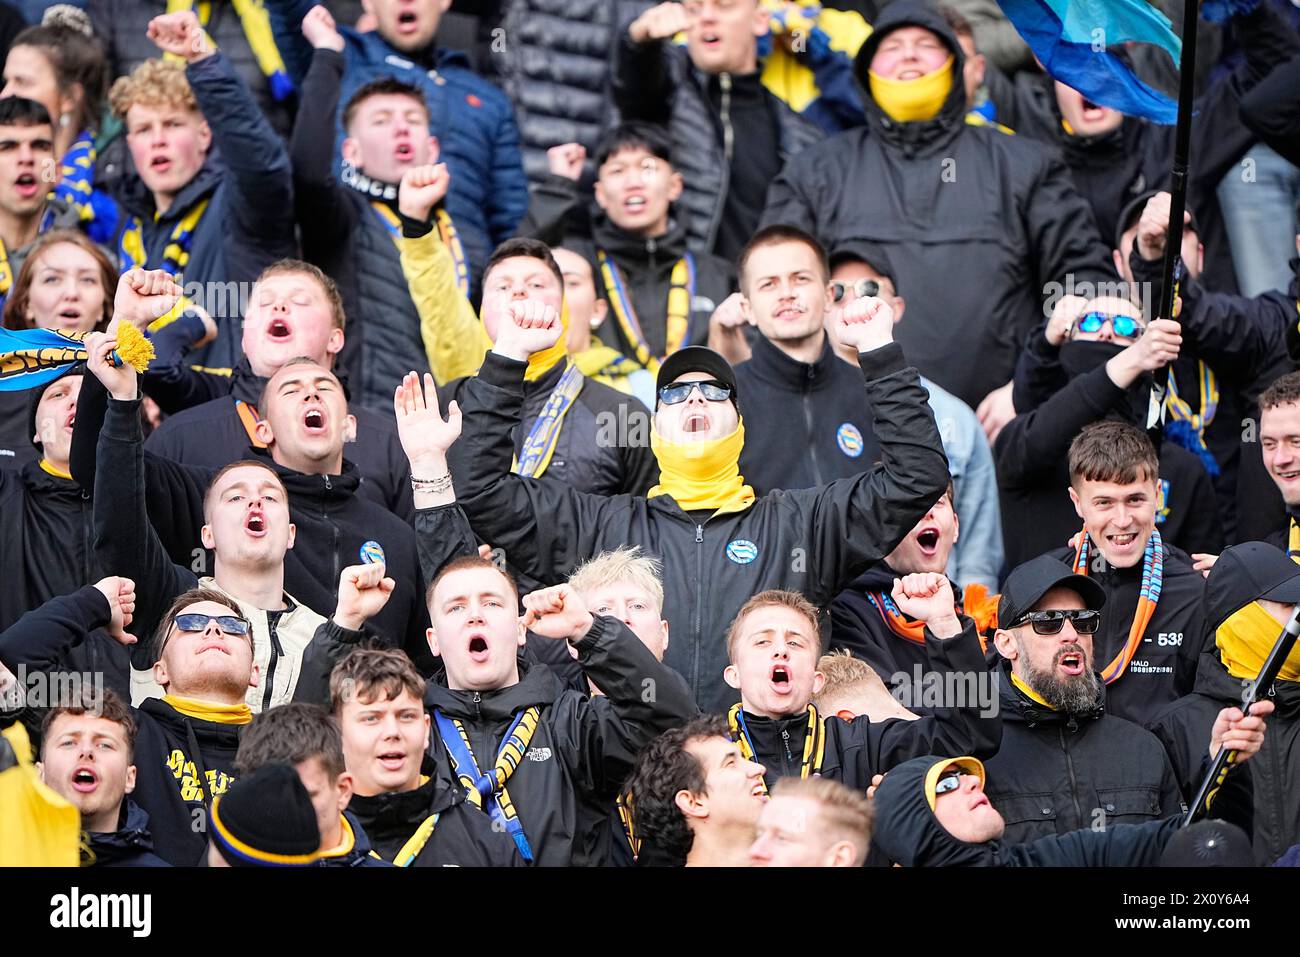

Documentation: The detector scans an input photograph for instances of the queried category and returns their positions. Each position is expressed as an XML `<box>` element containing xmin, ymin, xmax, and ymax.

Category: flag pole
<box><xmin>1149</xmin><ymin>0</ymin><xmax>1201</xmax><ymax>441</ymax></box>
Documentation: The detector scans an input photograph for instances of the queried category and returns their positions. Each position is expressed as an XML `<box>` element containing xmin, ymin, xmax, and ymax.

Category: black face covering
<box><xmin>1059</xmin><ymin>339</ymin><xmax>1151</xmax><ymax>426</ymax></box>
<box><xmin>1058</xmin><ymin>339</ymin><xmax>1124</xmax><ymax>378</ymax></box>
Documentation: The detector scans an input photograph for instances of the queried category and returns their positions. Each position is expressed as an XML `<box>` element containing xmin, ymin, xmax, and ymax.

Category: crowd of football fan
<box><xmin>0</xmin><ymin>0</ymin><xmax>1299</xmax><ymax>869</ymax></box>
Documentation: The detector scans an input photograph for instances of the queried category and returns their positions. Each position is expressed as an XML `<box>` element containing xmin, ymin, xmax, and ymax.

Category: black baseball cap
<box><xmin>1204</xmin><ymin>542</ymin><xmax>1300</xmax><ymax>634</ymax></box>
<box><xmin>655</xmin><ymin>346</ymin><xmax>738</xmax><ymax>407</ymax></box>
<box><xmin>997</xmin><ymin>555</ymin><xmax>1107</xmax><ymax>630</ymax></box>
<box><xmin>1115</xmin><ymin>188</ymin><xmax>1201</xmax><ymax>253</ymax></box>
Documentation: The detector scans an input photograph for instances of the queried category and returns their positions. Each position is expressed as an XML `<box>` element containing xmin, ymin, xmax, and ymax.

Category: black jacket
<box><xmin>313</xmin><ymin>811</ymin><xmax>391</xmax><ymax>868</ymax></box>
<box><xmin>90</xmin><ymin>397</ymin><xmax>429</xmax><ymax>670</ymax></box>
<box><xmin>611</xmin><ymin>24</ymin><xmax>824</xmax><ymax>258</ymax></box>
<box><xmin>1152</xmin><ymin>648</ymin><xmax>1300</xmax><ymax>865</ymax></box>
<box><xmin>450</xmin><ymin>343</ymin><xmax>950</xmax><ymax>710</ymax></box>
<box><xmin>346</xmin><ymin>769</ymin><xmax>523</xmax><ymax>867</ymax></box>
<box><xmin>130</xmin><ymin>352</ymin><xmax>414</xmax><ymax>520</ymax></box>
<box><xmin>0</xmin><ymin>460</ymin><xmax>130</xmax><ymax>700</ymax></box>
<box><xmin>87</xmin><ymin>801</ymin><xmax>170</xmax><ymax>867</ymax></box>
<box><xmin>734</xmin><ymin>336</ymin><xmax>882</xmax><ymax>495</ymax></box>
<box><xmin>422</xmin><ymin>615</ymin><xmax>696</xmax><ymax>866</ymax></box>
<box><xmin>1128</xmin><ymin>246</ymin><xmax>1295</xmax><ymax>542</ymax></box>
<box><xmin>872</xmin><ymin>754</ymin><xmax>1192</xmax><ymax>867</ymax></box>
<box><xmin>517</xmin><ymin>176</ymin><xmax>735</xmax><ymax>363</ymax></box>
<box><xmin>761</xmin><ymin>0</ymin><xmax>1116</xmax><ymax>409</ymax></box>
<box><xmin>735</xmin><ymin>617</ymin><xmax>1000</xmax><ymax>789</ymax></box>
<box><xmin>1240</xmin><ymin>51</ymin><xmax>1300</xmax><ymax>167</ymax></box>
<box><xmin>830</xmin><ymin>563</ymin><xmax>987</xmax><ymax>689</ymax></box>
<box><xmin>996</xmin><ymin>361</ymin><xmax>1224</xmax><ymax>568</ymax></box>
<box><xmin>1045</xmin><ymin>543</ymin><xmax>1208</xmax><ymax>729</ymax></box>
<box><xmin>980</xmin><ymin>661</ymin><xmax>1184</xmax><ymax>845</ymax></box>
<box><xmin>0</xmin><ymin>586</ymin><xmax>243</xmax><ymax>866</ymax></box>
<box><xmin>444</xmin><ymin>357</ymin><xmax>658</xmax><ymax>499</ymax></box>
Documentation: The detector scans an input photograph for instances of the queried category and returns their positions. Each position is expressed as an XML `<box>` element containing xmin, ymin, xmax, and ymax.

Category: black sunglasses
<box><xmin>934</xmin><ymin>767</ymin><xmax>966</xmax><ymax>796</ymax></box>
<box><xmin>829</xmin><ymin>278</ymin><xmax>880</xmax><ymax>303</ymax></box>
<box><xmin>658</xmin><ymin>379</ymin><xmax>733</xmax><ymax>405</ymax></box>
<box><xmin>173</xmin><ymin>613</ymin><xmax>252</xmax><ymax>637</ymax></box>
<box><xmin>1011</xmin><ymin>609</ymin><xmax>1101</xmax><ymax>636</ymax></box>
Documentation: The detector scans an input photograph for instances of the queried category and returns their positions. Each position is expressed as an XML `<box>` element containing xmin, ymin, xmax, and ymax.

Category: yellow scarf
<box><xmin>648</xmin><ymin>421</ymin><xmax>755</xmax><ymax>514</ymax></box>
<box><xmin>522</xmin><ymin>301</ymin><xmax>570</xmax><ymax>383</ymax></box>
<box><xmin>164</xmin><ymin>0</ymin><xmax>292</xmax><ymax>100</ymax></box>
<box><xmin>1010</xmin><ymin>672</ymin><xmax>1054</xmax><ymax>709</ymax></box>
<box><xmin>162</xmin><ymin>694</ymin><xmax>252</xmax><ymax>725</ymax></box>
<box><xmin>1217</xmin><ymin>602</ymin><xmax>1300</xmax><ymax>682</ymax></box>
<box><xmin>1287</xmin><ymin>516</ymin><xmax>1300</xmax><ymax>564</ymax></box>
<box><xmin>869</xmin><ymin>55</ymin><xmax>954</xmax><ymax>123</ymax></box>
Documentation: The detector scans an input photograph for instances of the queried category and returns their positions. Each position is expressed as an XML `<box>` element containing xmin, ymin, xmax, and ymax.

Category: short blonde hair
<box><xmin>770</xmin><ymin>776</ymin><xmax>875</xmax><ymax>863</ymax></box>
<box><xmin>568</xmin><ymin>546</ymin><xmax>664</xmax><ymax>613</ymax></box>
<box><xmin>813</xmin><ymin>650</ymin><xmax>879</xmax><ymax>711</ymax></box>
<box><xmin>725</xmin><ymin>589</ymin><xmax>821</xmax><ymax>663</ymax></box>
<box><xmin>109</xmin><ymin>58</ymin><xmax>198</xmax><ymax>119</ymax></box>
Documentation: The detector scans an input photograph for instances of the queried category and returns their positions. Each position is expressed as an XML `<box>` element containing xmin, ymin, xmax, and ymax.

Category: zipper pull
<box><xmin>781</xmin><ymin>728</ymin><xmax>794</xmax><ymax>765</ymax></box>
<box><xmin>695</xmin><ymin>524</ymin><xmax>703</xmax><ymax>543</ymax></box>
<box><xmin>472</xmin><ymin>691</ymin><xmax>482</xmax><ymax>718</ymax></box>
<box><xmin>324</xmin><ymin>474</ymin><xmax>333</xmax><ymax>490</ymax></box>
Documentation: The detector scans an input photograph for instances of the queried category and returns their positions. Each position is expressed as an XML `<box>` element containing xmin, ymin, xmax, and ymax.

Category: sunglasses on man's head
<box><xmin>934</xmin><ymin>767</ymin><xmax>967</xmax><ymax>796</ymax></box>
<box><xmin>1010</xmin><ymin>609</ymin><xmax>1101</xmax><ymax>635</ymax></box>
<box><xmin>658</xmin><ymin>379</ymin><xmax>733</xmax><ymax>405</ymax></box>
<box><xmin>829</xmin><ymin>278</ymin><xmax>880</xmax><ymax>304</ymax></box>
<box><xmin>1075</xmin><ymin>311</ymin><xmax>1144</xmax><ymax>340</ymax></box>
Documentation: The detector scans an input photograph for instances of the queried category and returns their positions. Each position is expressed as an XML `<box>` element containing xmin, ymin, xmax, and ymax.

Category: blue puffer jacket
<box><xmin>269</xmin><ymin>0</ymin><xmax>528</xmax><ymax>290</ymax></box>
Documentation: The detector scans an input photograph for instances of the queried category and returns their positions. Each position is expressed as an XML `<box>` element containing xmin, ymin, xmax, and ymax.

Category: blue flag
<box><xmin>0</xmin><ymin>327</ymin><xmax>89</xmax><ymax>392</ymax></box>
<box><xmin>996</xmin><ymin>0</ymin><xmax>1182</xmax><ymax>124</ymax></box>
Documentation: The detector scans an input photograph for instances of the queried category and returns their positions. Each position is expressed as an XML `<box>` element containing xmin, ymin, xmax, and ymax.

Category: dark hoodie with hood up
<box><xmin>762</xmin><ymin>0</ymin><xmax>1116</xmax><ymax>409</ymax></box>
<box><xmin>1153</xmin><ymin>647</ymin><xmax>1300</xmax><ymax>865</ymax></box>
<box><xmin>871</xmin><ymin>754</ymin><xmax>1186</xmax><ymax>867</ymax></box>
<box><xmin>996</xmin><ymin>343</ymin><xmax>1224</xmax><ymax>571</ymax></box>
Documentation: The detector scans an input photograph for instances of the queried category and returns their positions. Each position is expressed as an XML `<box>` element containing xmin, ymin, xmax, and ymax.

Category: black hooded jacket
<box><xmin>734</xmin><ymin>336</ymin><xmax>883</xmax><ymax>496</ymax></box>
<box><xmin>996</xmin><ymin>356</ymin><xmax>1224</xmax><ymax>569</ymax></box>
<box><xmin>1152</xmin><ymin>647</ymin><xmax>1300</xmax><ymax>865</ymax></box>
<box><xmin>422</xmin><ymin>614</ymin><xmax>696</xmax><ymax>867</ymax></box>
<box><xmin>980</xmin><ymin>660</ymin><xmax>1184</xmax><ymax>845</ymax></box>
<box><xmin>449</xmin><ymin>343</ymin><xmax>950</xmax><ymax>710</ymax></box>
<box><xmin>87</xmin><ymin>801</ymin><xmax>170</xmax><ymax>867</ymax></box>
<box><xmin>734</xmin><ymin>617</ymin><xmax>1000</xmax><ymax>788</ymax></box>
<box><xmin>0</xmin><ymin>586</ymin><xmax>243</xmax><ymax>866</ymax></box>
<box><xmin>89</xmin><ymin>396</ymin><xmax>429</xmax><ymax>669</ymax></box>
<box><xmin>762</xmin><ymin>0</ymin><xmax>1116</xmax><ymax>409</ymax></box>
<box><xmin>346</xmin><ymin>765</ymin><xmax>523</xmax><ymax>867</ymax></box>
<box><xmin>872</xmin><ymin>754</ymin><xmax>1186</xmax><ymax>867</ymax></box>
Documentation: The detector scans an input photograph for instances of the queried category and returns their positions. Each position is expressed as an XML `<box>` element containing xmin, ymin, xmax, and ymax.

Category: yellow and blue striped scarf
<box><xmin>165</xmin><ymin>0</ymin><xmax>293</xmax><ymax>101</ymax></box>
<box><xmin>118</xmin><ymin>198</ymin><xmax>209</xmax><ymax>331</ymax></box>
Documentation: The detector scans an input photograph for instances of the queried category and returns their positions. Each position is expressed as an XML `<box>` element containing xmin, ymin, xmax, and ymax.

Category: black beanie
<box><xmin>210</xmin><ymin>763</ymin><xmax>320</xmax><ymax>867</ymax></box>
<box><xmin>28</xmin><ymin>367</ymin><xmax>84</xmax><ymax>451</ymax></box>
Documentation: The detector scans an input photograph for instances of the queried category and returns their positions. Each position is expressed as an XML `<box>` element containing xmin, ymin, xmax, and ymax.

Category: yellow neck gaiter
<box><xmin>39</xmin><ymin>460</ymin><xmax>72</xmax><ymax>480</ymax></box>
<box><xmin>869</xmin><ymin>55</ymin><xmax>954</xmax><ymax>123</ymax></box>
<box><xmin>523</xmin><ymin>301</ymin><xmax>571</xmax><ymax>382</ymax></box>
<box><xmin>648</xmin><ymin>421</ymin><xmax>756</xmax><ymax>515</ymax></box>
<box><xmin>163</xmin><ymin>694</ymin><xmax>253</xmax><ymax>725</ymax></box>
<box><xmin>1010</xmin><ymin>672</ymin><xmax>1055</xmax><ymax>709</ymax></box>
<box><xmin>1217</xmin><ymin>602</ymin><xmax>1300</xmax><ymax>682</ymax></box>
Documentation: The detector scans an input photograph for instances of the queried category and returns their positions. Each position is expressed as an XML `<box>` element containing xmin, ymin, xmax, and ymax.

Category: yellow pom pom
<box><xmin>113</xmin><ymin>322</ymin><xmax>155</xmax><ymax>374</ymax></box>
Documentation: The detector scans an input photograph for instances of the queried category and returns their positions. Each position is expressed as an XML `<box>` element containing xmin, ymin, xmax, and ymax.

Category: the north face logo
<box><xmin>526</xmin><ymin>747</ymin><xmax>552</xmax><ymax>762</ymax></box>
